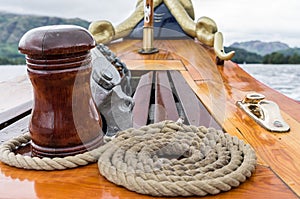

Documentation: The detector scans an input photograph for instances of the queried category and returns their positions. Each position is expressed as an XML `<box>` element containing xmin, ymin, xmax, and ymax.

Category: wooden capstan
<box><xmin>18</xmin><ymin>25</ymin><xmax>104</xmax><ymax>157</ymax></box>
<box><xmin>139</xmin><ymin>0</ymin><xmax>159</xmax><ymax>54</ymax></box>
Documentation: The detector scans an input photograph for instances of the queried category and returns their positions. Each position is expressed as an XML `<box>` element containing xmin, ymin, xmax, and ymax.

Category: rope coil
<box><xmin>0</xmin><ymin>120</ymin><xmax>256</xmax><ymax>196</ymax></box>
<box><xmin>98</xmin><ymin>121</ymin><xmax>257</xmax><ymax>196</ymax></box>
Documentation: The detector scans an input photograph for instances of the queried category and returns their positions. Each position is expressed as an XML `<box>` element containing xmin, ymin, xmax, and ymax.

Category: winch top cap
<box><xmin>18</xmin><ymin>25</ymin><xmax>96</xmax><ymax>56</ymax></box>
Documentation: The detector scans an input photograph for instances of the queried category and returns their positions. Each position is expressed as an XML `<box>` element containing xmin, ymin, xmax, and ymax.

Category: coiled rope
<box><xmin>98</xmin><ymin>121</ymin><xmax>257</xmax><ymax>196</ymax></box>
<box><xmin>0</xmin><ymin>120</ymin><xmax>256</xmax><ymax>196</ymax></box>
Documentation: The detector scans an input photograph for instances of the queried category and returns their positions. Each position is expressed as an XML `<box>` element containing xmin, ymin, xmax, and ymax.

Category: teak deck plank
<box><xmin>192</xmin><ymin>77</ymin><xmax>300</xmax><ymax>195</ymax></box>
<box><xmin>169</xmin><ymin>70</ymin><xmax>220</xmax><ymax>128</ymax></box>
<box><xmin>0</xmin><ymin>161</ymin><xmax>296</xmax><ymax>199</ymax></box>
<box><xmin>185</xmin><ymin>60</ymin><xmax>300</xmax><ymax>196</ymax></box>
<box><xmin>162</xmin><ymin>40</ymin><xmax>220</xmax><ymax>82</ymax></box>
<box><xmin>218</xmin><ymin>62</ymin><xmax>300</xmax><ymax>195</ymax></box>
<box><xmin>124</xmin><ymin>60</ymin><xmax>186</xmax><ymax>71</ymax></box>
<box><xmin>154</xmin><ymin>71</ymin><xmax>179</xmax><ymax>122</ymax></box>
<box><xmin>132</xmin><ymin>72</ymin><xmax>153</xmax><ymax>128</ymax></box>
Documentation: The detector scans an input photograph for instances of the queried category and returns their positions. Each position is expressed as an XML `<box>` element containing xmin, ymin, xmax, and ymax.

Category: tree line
<box><xmin>225</xmin><ymin>47</ymin><xmax>300</xmax><ymax>64</ymax></box>
<box><xmin>263</xmin><ymin>52</ymin><xmax>300</xmax><ymax>64</ymax></box>
<box><xmin>0</xmin><ymin>57</ymin><xmax>25</xmax><ymax>65</ymax></box>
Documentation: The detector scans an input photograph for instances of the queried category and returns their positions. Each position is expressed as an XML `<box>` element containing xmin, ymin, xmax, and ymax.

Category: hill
<box><xmin>277</xmin><ymin>47</ymin><xmax>300</xmax><ymax>56</ymax></box>
<box><xmin>230</xmin><ymin>40</ymin><xmax>290</xmax><ymax>56</ymax></box>
<box><xmin>262</xmin><ymin>48</ymin><xmax>300</xmax><ymax>64</ymax></box>
<box><xmin>0</xmin><ymin>11</ymin><xmax>90</xmax><ymax>64</ymax></box>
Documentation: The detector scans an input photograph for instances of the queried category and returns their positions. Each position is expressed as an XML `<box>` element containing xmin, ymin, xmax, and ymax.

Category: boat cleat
<box><xmin>237</xmin><ymin>93</ymin><xmax>290</xmax><ymax>132</ymax></box>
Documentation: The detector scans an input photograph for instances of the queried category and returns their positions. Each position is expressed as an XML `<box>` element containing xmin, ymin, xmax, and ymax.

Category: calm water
<box><xmin>241</xmin><ymin>64</ymin><xmax>300</xmax><ymax>101</ymax></box>
<box><xmin>0</xmin><ymin>65</ymin><xmax>27</xmax><ymax>82</ymax></box>
<box><xmin>0</xmin><ymin>64</ymin><xmax>299</xmax><ymax>101</ymax></box>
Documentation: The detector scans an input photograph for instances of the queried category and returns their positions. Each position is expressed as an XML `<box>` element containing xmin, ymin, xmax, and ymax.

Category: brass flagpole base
<box><xmin>138</xmin><ymin>48</ymin><xmax>159</xmax><ymax>54</ymax></box>
<box><xmin>139</xmin><ymin>27</ymin><xmax>159</xmax><ymax>54</ymax></box>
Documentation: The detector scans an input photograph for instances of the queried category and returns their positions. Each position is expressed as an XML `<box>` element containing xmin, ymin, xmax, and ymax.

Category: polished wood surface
<box><xmin>1</xmin><ymin>39</ymin><xmax>300</xmax><ymax>198</ymax></box>
<box><xmin>132</xmin><ymin>70</ymin><xmax>220</xmax><ymax>129</ymax></box>
<box><xmin>169</xmin><ymin>71</ymin><xmax>221</xmax><ymax>129</ymax></box>
<box><xmin>154</xmin><ymin>71</ymin><xmax>179</xmax><ymax>122</ymax></box>
<box><xmin>132</xmin><ymin>72</ymin><xmax>153</xmax><ymax>128</ymax></box>
<box><xmin>0</xmin><ymin>161</ymin><xmax>296</xmax><ymax>199</ymax></box>
<box><xmin>125</xmin><ymin>60</ymin><xmax>186</xmax><ymax>71</ymax></box>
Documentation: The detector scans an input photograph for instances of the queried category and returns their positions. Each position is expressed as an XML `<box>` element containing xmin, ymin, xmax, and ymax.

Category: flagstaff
<box><xmin>139</xmin><ymin>0</ymin><xmax>159</xmax><ymax>54</ymax></box>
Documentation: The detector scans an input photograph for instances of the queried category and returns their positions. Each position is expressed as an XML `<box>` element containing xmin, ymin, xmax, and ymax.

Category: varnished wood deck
<box><xmin>0</xmin><ymin>39</ymin><xmax>300</xmax><ymax>198</ymax></box>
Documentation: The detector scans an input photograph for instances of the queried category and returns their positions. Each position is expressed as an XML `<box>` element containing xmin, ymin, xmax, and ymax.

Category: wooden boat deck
<box><xmin>1</xmin><ymin>39</ymin><xmax>300</xmax><ymax>198</ymax></box>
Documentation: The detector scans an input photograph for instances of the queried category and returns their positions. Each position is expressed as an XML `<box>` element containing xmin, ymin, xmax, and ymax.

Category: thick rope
<box><xmin>0</xmin><ymin>120</ymin><xmax>256</xmax><ymax>196</ymax></box>
<box><xmin>97</xmin><ymin>121</ymin><xmax>257</xmax><ymax>196</ymax></box>
<box><xmin>0</xmin><ymin>133</ymin><xmax>110</xmax><ymax>170</ymax></box>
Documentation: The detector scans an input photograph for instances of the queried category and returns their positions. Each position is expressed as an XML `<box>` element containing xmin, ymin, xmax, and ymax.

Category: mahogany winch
<box><xmin>18</xmin><ymin>25</ymin><xmax>104</xmax><ymax>157</ymax></box>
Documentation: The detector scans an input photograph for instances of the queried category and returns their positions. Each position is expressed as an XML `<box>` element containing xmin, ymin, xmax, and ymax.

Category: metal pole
<box><xmin>139</xmin><ymin>0</ymin><xmax>159</xmax><ymax>54</ymax></box>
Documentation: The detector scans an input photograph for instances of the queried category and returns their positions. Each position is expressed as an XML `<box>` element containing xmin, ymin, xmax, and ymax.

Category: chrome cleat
<box><xmin>237</xmin><ymin>93</ymin><xmax>290</xmax><ymax>132</ymax></box>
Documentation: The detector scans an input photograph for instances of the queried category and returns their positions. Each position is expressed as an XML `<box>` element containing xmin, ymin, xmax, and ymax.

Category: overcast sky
<box><xmin>1</xmin><ymin>0</ymin><xmax>299</xmax><ymax>47</ymax></box>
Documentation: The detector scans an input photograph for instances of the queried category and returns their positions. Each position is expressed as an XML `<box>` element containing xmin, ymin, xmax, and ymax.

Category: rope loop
<box><xmin>0</xmin><ymin>133</ymin><xmax>109</xmax><ymax>170</ymax></box>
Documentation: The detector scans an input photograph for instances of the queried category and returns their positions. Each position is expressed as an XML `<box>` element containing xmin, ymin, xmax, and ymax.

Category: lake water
<box><xmin>0</xmin><ymin>65</ymin><xmax>27</xmax><ymax>82</ymax></box>
<box><xmin>0</xmin><ymin>64</ymin><xmax>299</xmax><ymax>101</ymax></box>
<box><xmin>241</xmin><ymin>64</ymin><xmax>300</xmax><ymax>101</ymax></box>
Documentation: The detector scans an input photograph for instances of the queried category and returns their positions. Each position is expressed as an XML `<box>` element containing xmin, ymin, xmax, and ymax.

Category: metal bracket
<box><xmin>91</xmin><ymin>44</ymin><xmax>134</xmax><ymax>136</ymax></box>
<box><xmin>237</xmin><ymin>93</ymin><xmax>290</xmax><ymax>132</ymax></box>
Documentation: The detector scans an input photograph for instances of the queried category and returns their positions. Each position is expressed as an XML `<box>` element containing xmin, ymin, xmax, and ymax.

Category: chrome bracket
<box><xmin>90</xmin><ymin>44</ymin><xmax>134</xmax><ymax>136</ymax></box>
<box><xmin>237</xmin><ymin>93</ymin><xmax>290</xmax><ymax>132</ymax></box>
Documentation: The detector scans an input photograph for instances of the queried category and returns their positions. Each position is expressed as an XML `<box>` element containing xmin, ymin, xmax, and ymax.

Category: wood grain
<box><xmin>170</xmin><ymin>70</ymin><xmax>221</xmax><ymax>128</ymax></box>
<box><xmin>0</xmin><ymin>160</ymin><xmax>296</xmax><ymax>199</ymax></box>
<box><xmin>124</xmin><ymin>60</ymin><xmax>186</xmax><ymax>71</ymax></box>
<box><xmin>132</xmin><ymin>72</ymin><xmax>153</xmax><ymax>128</ymax></box>
<box><xmin>154</xmin><ymin>71</ymin><xmax>179</xmax><ymax>122</ymax></box>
